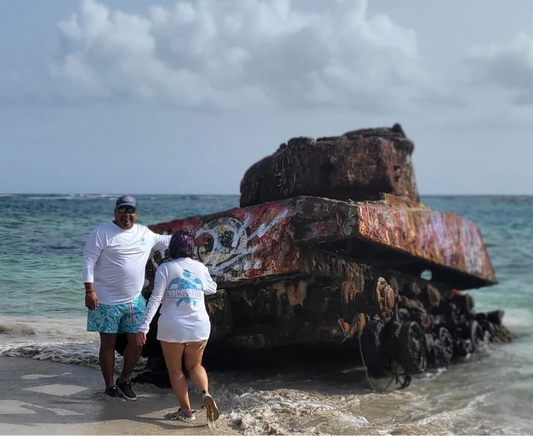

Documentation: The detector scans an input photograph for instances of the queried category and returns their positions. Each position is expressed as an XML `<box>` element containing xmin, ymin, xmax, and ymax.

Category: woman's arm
<box><xmin>203</xmin><ymin>264</ymin><xmax>217</xmax><ymax>295</ymax></box>
<box><xmin>138</xmin><ymin>266</ymin><xmax>167</xmax><ymax>334</ymax></box>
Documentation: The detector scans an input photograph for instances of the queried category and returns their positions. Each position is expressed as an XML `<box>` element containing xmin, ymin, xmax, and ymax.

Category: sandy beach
<box><xmin>0</xmin><ymin>356</ymin><xmax>237</xmax><ymax>435</ymax></box>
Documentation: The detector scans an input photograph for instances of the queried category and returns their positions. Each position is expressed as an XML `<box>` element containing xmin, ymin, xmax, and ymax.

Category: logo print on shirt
<box><xmin>139</xmin><ymin>237</ymin><xmax>147</xmax><ymax>246</ymax></box>
<box><xmin>176</xmin><ymin>297</ymin><xmax>197</xmax><ymax>308</ymax></box>
<box><xmin>167</xmin><ymin>270</ymin><xmax>204</xmax><ymax>308</ymax></box>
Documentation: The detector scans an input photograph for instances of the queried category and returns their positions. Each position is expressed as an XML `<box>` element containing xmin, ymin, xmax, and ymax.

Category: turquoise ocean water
<box><xmin>1</xmin><ymin>194</ymin><xmax>532</xmax><ymax>434</ymax></box>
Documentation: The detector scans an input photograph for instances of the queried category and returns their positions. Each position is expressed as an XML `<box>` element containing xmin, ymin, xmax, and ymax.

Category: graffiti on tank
<box><xmin>195</xmin><ymin>208</ymin><xmax>290</xmax><ymax>280</ymax></box>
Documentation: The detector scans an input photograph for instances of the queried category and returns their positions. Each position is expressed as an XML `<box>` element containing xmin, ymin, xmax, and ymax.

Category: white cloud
<box><xmin>468</xmin><ymin>32</ymin><xmax>533</xmax><ymax>105</ymax></box>
<box><xmin>50</xmin><ymin>0</ymin><xmax>426</xmax><ymax>109</ymax></box>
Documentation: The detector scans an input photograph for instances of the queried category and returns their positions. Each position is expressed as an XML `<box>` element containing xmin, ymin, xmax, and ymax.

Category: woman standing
<box><xmin>136</xmin><ymin>230</ymin><xmax>220</xmax><ymax>422</ymax></box>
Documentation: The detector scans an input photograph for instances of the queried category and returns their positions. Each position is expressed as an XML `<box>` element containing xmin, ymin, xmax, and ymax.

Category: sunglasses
<box><xmin>117</xmin><ymin>206</ymin><xmax>136</xmax><ymax>214</ymax></box>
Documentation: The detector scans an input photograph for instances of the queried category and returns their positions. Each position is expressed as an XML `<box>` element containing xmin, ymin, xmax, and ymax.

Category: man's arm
<box><xmin>82</xmin><ymin>228</ymin><xmax>102</xmax><ymax>311</ymax></box>
<box><xmin>151</xmin><ymin>230</ymin><xmax>212</xmax><ymax>254</ymax></box>
<box><xmin>84</xmin><ymin>282</ymin><xmax>98</xmax><ymax>310</ymax></box>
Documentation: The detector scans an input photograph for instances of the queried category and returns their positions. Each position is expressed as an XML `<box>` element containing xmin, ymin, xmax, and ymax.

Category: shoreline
<box><xmin>0</xmin><ymin>356</ymin><xmax>237</xmax><ymax>435</ymax></box>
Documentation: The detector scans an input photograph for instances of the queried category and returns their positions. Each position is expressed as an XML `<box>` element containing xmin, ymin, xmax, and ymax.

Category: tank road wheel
<box><xmin>424</xmin><ymin>333</ymin><xmax>436</xmax><ymax>368</ymax></box>
<box><xmin>467</xmin><ymin>320</ymin><xmax>484</xmax><ymax>353</ymax></box>
<box><xmin>360</xmin><ymin>320</ymin><xmax>388</xmax><ymax>378</ymax></box>
<box><xmin>399</xmin><ymin>321</ymin><xmax>426</xmax><ymax>374</ymax></box>
<box><xmin>438</xmin><ymin>326</ymin><xmax>453</xmax><ymax>365</ymax></box>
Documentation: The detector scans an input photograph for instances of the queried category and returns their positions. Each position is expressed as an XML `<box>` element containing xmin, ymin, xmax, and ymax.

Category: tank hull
<box><xmin>128</xmin><ymin>126</ymin><xmax>508</xmax><ymax>386</ymax></box>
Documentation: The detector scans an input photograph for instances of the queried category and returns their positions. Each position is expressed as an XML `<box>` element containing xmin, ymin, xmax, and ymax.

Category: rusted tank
<box><xmin>134</xmin><ymin>125</ymin><xmax>510</xmax><ymax>384</ymax></box>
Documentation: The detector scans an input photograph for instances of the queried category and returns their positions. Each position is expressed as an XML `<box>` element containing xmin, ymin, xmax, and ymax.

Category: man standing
<box><xmin>83</xmin><ymin>195</ymin><xmax>185</xmax><ymax>400</ymax></box>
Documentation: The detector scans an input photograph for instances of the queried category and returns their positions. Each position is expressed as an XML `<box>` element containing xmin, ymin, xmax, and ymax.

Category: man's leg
<box><xmin>120</xmin><ymin>333</ymin><xmax>143</xmax><ymax>381</ymax></box>
<box><xmin>114</xmin><ymin>295</ymin><xmax>146</xmax><ymax>401</ymax></box>
<box><xmin>118</xmin><ymin>294</ymin><xmax>146</xmax><ymax>381</ymax></box>
<box><xmin>88</xmin><ymin>302</ymin><xmax>120</xmax><ymax>390</ymax></box>
<box><xmin>99</xmin><ymin>333</ymin><xmax>117</xmax><ymax>389</ymax></box>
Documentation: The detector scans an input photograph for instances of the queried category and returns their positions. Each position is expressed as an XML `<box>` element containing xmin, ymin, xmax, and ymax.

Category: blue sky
<box><xmin>2</xmin><ymin>0</ymin><xmax>533</xmax><ymax>195</ymax></box>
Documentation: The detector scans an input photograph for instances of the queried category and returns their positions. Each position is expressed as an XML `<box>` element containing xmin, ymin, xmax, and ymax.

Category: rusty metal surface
<box><xmin>355</xmin><ymin>204</ymin><xmax>497</xmax><ymax>284</ymax></box>
<box><xmin>149</xmin><ymin>202</ymin><xmax>299</xmax><ymax>283</ymax></box>
<box><xmin>205</xmin><ymin>290</ymin><xmax>234</xmax><ymax>341</ymax></box>
<box><xmin>240</xmin><ymin>126</ymin><xmax>419</xmax><ymax>207</ymax></box>
<box><xmin>203</xmin><ymin>254</ymin><xmax>451</xmax><ymax>349</ymax></box>
<box><xmin>143</xmin><ymin>244</ymin><xmax>455</xmax><ymax>350</ymax></box>
<box><xmin>149</xmin><ymin>196</ymin><xmax>496</xmax><ymax>289</ymax></box>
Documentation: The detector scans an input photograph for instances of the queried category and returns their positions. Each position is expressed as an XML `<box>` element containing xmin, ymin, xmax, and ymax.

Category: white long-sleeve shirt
<box><xmin>82</xmin><ymin>222</ymin><xmax>171</xmax><ymax>305</ymax></box>
<box><xmin>138</xmin><ymin>257</ymin><xmax>217</xmax><ymax>342</ymax></box>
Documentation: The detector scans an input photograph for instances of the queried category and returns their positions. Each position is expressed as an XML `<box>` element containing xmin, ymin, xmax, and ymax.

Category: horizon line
<box><xmin>2</xmin><ymin>192</ymin><xmax>533</xmax><ymax>197</ymax></box>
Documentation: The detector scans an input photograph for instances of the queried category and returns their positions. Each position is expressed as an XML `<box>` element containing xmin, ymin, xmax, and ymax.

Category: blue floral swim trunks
<box><xmin>87</xmin><ymin>293</ymin><xmax>146</xmax><ymax>334</ymax></box>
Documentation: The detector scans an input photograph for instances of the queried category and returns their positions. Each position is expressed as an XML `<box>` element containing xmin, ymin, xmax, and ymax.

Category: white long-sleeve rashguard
<box><xmin>139</xmin><ymin>257</ymin><xmax>217</xmax><ymax>343</ymax></box>
<box><xmin>82</xmin><ymin>222</ymin><xmax>171</xmax><ymax>305</ymax></box>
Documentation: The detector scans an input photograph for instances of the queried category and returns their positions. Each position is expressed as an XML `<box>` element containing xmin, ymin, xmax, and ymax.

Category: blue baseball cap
<box><xmin>116</xmin><ymin>195</ymin><xmax>137</xmax><ymax>209</ymax></box>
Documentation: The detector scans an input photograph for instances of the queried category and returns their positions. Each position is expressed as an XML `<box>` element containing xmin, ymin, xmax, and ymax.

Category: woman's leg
<box><xmin>184</xmin><ymin>341</ymin><xmax>220</xmax><ymax>422</ymax></box>
<box><xmin>183</xmin><ymin>341</ymin><xmax>208</xmax><ymax>394</ymax></box>
<box><xmin>160</xmin><ymin>341</ymin><xmax>191</xmax><ymax>412</ymax></box>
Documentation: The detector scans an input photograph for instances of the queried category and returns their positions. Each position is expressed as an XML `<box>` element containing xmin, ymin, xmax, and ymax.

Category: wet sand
<box><xmin>0</xmin><ymin>356</ymin><xmax>237</xmax><ymax>435</ymax></box>
<box><xmin>3</xmin><ymin>347</ymin><xmax>521</xmax><ymax>435</ymax></box>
